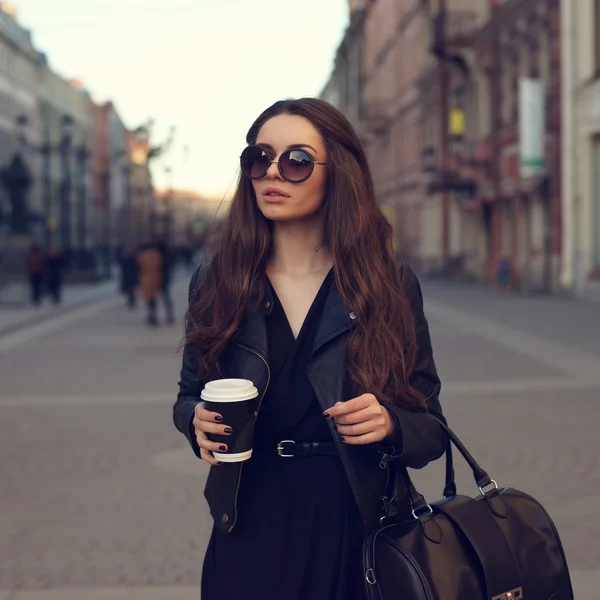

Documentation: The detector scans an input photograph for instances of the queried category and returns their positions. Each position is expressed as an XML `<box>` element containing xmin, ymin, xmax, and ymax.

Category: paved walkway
<box><xmin>0</xmin><ymin>279</ymin><xmax>119</xmax><ymax>337</ymax></box>
<box><xmin>0</xmin><ymin>275</ymin><xmax>597</xmax><ymax>598</ymax></box>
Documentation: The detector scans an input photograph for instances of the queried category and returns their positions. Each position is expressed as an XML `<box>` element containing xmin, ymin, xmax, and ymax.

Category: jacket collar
<box><xmin>233</xmin><ymin>274</ymin><xmax>357</xmax><ymax>358</ymax></box>
<box><xmin>312</xmin><ymin>277</ymin><xmax>357</xmax><ymax>353</ymax></box>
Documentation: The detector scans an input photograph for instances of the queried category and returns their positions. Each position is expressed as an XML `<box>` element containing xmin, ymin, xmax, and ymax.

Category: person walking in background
<box><xmin>137</xmin><ymin>242</ymin><xmax>162</xmax><ymax>327</ymax></box>
<box><xmin>46</xmin><ymin>246</ymin><xmax>64</xmax><ymax>305</ymax></box>
<box><xmin>119</xmin><ymin>246</ymin><xmax>139</xmax><ymax>309</ymax></box>
<box><xmin>26</xmin><ymin>243</ymin><xmax>46</xmax><ymax>306</ymax></box>
<box><xmin>156</xmin><ymin>239</ymin><xmax>175</xmax><ymax>325</ymax></box>
<box><xmin>173</xmin><ymin>98</ymin><xmax>445</xmax><ymax>599</ymax></box>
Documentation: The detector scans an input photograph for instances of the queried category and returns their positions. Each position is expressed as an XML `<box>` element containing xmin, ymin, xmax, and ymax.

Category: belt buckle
<box><xmin>277</xmin><ymin>440</ymin><xmax>295</xmax><ymax>458</ymax></box>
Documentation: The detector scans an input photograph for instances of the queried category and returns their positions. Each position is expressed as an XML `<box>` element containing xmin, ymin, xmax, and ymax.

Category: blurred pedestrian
<box><xmin>119</xmin><ymin>246</ymin><xmax>139</xmax><ymax>309</ymax></box>
<box><xmin>25</xmin><ymin>243</ymin><xmax>46</xmax><ymax>306</ymax></box>
<box><xmin>156</xmin><ymin>239</ymin><xmax>175</xmax><ymax>325</ymax></box>
<box><xmin>137</xmin><ymin>242</ymin><xmax>162</xmax><ymax>326</ymax></box>
<box><xmin>46</xmin><ymin>246</ymin><xmax>64</xmax><ymax>305</ymax></box>
<box><xmin>173</xmin><ymin>98</ymin><xmax>445</xmax><ymax>599</ymax></box>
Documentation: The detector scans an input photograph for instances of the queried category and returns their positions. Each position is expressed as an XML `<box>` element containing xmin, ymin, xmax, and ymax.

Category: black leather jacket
<box><xmin>173</xmin><ymin>261</ymin><xmax>446</xmax><ymax>535</ymax></box>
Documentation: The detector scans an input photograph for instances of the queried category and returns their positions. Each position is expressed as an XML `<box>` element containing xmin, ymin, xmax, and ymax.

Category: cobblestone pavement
<box><xmin>0</xmin><ymin>274</ymin><xmax>598</xmax><ymax>598</ymax></box>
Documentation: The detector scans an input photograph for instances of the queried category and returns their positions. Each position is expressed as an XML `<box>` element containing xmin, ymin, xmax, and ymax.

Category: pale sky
<box><xmin>14</xmin><ymin>0</ymin><xmax>349</xmax><ymax>197</ymax></box>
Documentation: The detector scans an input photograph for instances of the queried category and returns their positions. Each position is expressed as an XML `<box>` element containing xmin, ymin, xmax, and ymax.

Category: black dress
<box><xmin>201</xmin><ymin>270</ymin><xmax>366</xmax><ymax>599</ymax></box>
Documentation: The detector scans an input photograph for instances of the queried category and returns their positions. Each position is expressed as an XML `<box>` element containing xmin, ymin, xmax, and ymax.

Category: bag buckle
<box><xmin>277</xmin><ymin>440</ymin><xmax>295</xmax><ymax>458</ymax></box>
<box><xmin>492</xmin><ymin>588</ymin><xmax>523</xmax><ymax>600</ymax></box>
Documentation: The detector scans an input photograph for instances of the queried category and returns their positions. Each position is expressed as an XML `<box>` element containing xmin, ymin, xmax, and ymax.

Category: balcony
<box><xmin>363</xmin><ymin>101</ymin><xmax>391</xmax><ymax>136</ymax></box>
<box><xmin>431</xmin><ymin>10</ymin><xmax>480</xmax><ymax>54</ymax></box>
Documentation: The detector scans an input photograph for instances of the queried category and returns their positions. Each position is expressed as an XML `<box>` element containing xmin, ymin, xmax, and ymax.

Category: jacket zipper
<box><xmin>228</xmin><ymin>343</ymin><xmax>271</xmax><ymax>532</ymax></box>
<box><xmin>379</xmin><ymin>453</ymin><xmax>391</xmax><ymax>519</ymax></box>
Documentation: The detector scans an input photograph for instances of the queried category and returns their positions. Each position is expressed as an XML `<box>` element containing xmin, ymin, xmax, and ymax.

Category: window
<box><xmin>594</xmin><ymin>137</ymin><xmax>600</xmax><ymax>266</ymax></box>
<box><xmin>596</xmin><ymin>0</ymin><xmax>600</xmax><ymax>75</ymax></box>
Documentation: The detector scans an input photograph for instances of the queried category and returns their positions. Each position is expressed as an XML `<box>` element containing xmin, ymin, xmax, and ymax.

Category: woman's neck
<box><xmin>268</xmin><ymin>217</ymin><xmax>333</xmax><ymax>277</ymax></box>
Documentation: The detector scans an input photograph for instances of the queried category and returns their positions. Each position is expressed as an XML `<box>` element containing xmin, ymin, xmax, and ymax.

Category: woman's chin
<box><xmin>258</xmin><ymin>204</ymin><xmax>322</xmax><ymax>224</ymax></box>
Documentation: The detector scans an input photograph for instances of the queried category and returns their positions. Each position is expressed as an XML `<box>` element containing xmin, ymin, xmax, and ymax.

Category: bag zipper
<box><xmin>228</xmin><ymin>343</ymin><xmax>271</xmax><ymax>532</ymax></box>
<box><xmin>364</xmin><ymin>527</ymin><xmax>434</xmax><ymax>600</ymax></box>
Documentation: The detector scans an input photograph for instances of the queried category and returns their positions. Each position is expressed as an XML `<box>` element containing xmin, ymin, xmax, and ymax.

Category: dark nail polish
<box><xmin>219</xmin><ymin>445</ymin><xmax>227</xmax><ymax>452</ymax></box>
<box><xmin>340</xmin><ymin>436</ymin><xmax>346</xmax><ymax>442</ymax></box>
<box><xmin>214</xmin><ymin>415</ymin><xmax>223</xmax><ymax>423</ymax></box>
<box><xmin>224</xmin><ymin>427</ymin><xmax>233</xmax><ymax>434</ymax></box>
<box><xmin>323</xmin><ymin>412</ymin><xmax>331</xmax><ymax>418</ymax></box>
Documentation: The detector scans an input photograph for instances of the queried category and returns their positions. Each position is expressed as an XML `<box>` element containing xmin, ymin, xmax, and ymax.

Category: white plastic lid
<box><xmin>201</xmin><ymin>378</ymin><xmax>259</xmax><ymax>402</ymax></box>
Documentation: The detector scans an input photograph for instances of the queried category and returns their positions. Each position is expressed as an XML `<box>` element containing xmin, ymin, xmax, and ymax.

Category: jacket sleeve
<box><xmin>172</xmin><ymin>264</ymin><xmax>206</xmax><ymax>458</ymax></box>
<box><xmin>384</xmin><ymin>262</ymin><xmax>447</xmax><ymax>469</ymax></box>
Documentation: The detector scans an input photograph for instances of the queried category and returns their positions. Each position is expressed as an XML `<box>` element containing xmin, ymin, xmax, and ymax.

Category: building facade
<box><xmin>561</xmin><ymin>0</ymin><xmax>600</xmax><ymax>298</ymax></box>
<box><xmin>323</xmin><ymin>0</ymin><xmax>564</xmax><ymax>292</ymax></box>
<box><xmin>125</xmin><ymin>126</ymin><xmax>154</xmax><ymax>247</ymax></box>
<box><xmin>39</xmin><ymin>64</ymin><xmax>97</xmax><ymax>265</ymax></box>
<box><xmin>451</xmin><ymin>0</ymin><xmax>562</xmax><ymax>290</ymax></box>
<box><xmin>0</xmin><ymin>2</ymin><xmax>42</xmax><ymax>247</ymax></box>
<box><xmin>320</xmin><ymin>1</ymin><xmax>365</xmax><ymax>138</ymax></box>
<box><xmin>91</xmin><ymin>101</ymin><xmax>129</xmax><ymax>270</ymax></box>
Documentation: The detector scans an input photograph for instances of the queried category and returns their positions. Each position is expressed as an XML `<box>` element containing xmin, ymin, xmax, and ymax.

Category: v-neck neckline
<box><xmin>267</xmin><ymin>268</ymin><xmax>333</xmax><ymax>342</ymax></box>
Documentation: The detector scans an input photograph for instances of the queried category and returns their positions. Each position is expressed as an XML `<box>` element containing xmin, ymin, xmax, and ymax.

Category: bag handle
<box><xmin>386</xmin><ymin>415</ymin><xmax>496</xmax><ymax>518</ymax></box>
<box><xmin>443</xmin><ymin>436</ymin><xmax>457</xmax><ymax>498</ymax></box>
<box><xmin>430</xmin><ymin>415</ymin><xmax>494</xmax><ymax>491</ymax></box>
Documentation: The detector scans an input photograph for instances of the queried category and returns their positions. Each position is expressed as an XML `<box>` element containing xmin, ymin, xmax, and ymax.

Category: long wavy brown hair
<box><xmin>185</xmin><ymin>98</ymin><xmax>425</xmax><ymax>410</ymax></box>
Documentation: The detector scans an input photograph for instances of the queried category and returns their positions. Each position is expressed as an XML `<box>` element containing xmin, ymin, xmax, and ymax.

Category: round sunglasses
<box><xmin>240</xmin><ymin>145</ymin><xmax>326</xmax><ymax>184</ymax></box>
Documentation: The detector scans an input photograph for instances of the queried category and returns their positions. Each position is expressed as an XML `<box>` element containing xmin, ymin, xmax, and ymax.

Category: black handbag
<box><xmin>363</xmin><ymin>416</ymin><xmax>574</xmax><ymax>600</ymax></box>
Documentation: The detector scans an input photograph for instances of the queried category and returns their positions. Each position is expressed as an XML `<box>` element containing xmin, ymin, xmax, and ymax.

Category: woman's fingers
<box><xmin>336</xmin><ymin>417</ymin><xmax>384</xmax><ymax>437</ymax></box>
<box><xmin>334</xmin><ymin>405</ymin><xmax>381</xmax><ymax>426</ymax></box>
<box><xmin>339</xmin><ymin>432</ymin><xmax>381</xmax><ymax>445</ymax></box>
<box><xmin>195</xmin><ymin>402</ymin><xmax>223</xmax><ymax>424</ymax></box>
<box><xmin>195</xmin><ymin>428</ymin><xmax>228</xmax><ymax>451</ymax></box>
<box><xmin>193</xmin><ymin>402</ymin><xmax>230</xmax><ymax>465</ymax></box>
<box><xmin>193</xmin><ymin>415</ymin><xmax>233</xmax><ymax>436</ymax></box>
<box><xmin>200</xmin><ymin>448</ymin><xmax>219</xmax><ymax>466</ymax></box>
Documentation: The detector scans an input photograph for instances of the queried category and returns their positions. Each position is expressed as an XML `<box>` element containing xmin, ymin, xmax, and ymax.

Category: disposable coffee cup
<box><xmin>201</xmin><ymin>379</ymin><xmax>259</xmax><ymax>463</ymax></box>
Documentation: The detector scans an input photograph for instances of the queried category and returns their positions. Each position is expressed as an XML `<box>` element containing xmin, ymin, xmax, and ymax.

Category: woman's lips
<box><xmin>262</xmin><ymin>187</ymin><xmax>290</xmax><ymax>202</ymax></box>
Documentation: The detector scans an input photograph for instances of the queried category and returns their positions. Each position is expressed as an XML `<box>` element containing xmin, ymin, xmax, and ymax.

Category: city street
<box><xmin>0</xmin><ymin>272</ymin><xmax>598</xmax><ymax>599</ymax></box>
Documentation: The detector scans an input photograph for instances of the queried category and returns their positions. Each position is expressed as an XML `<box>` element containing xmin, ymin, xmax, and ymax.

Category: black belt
<box><xmin>277</xmin><ymin>440</ymin><xmax>339</xmax><ymax>457</ymax></box>
<box><xmin>252</xmin><ymin>440</ymin><xmax>339</xmax><ymax>458</ymax></box>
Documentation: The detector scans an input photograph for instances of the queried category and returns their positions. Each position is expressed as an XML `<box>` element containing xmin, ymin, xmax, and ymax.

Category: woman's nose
<box><xmin>265</xmin><ymin>158</ymin><xmax>282</xmax><ymax>179</ymax></box>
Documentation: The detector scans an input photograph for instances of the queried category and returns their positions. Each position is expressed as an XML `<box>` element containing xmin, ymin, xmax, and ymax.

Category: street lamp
<box><xmin>59</xmin><ymin>115</ymin><xmax>74</xmax><ymax>261</ymax></box>
<box><xmin>121</xmin><ymin>160</ymin><xmax>132</xmax><ymax>249</ymax></box>
<box><xmin>75</xmin><ymin>143</ymin><xmax>90</xmax><ymax>268</ymax></box>
<box><xmin>164</xmin><ymin>166</ymin><xmax>173</xmax><ymax>239</ymax></box>
<box><xmin>41</xmin><ymin>127</ymin><xmax>53</xmax><ymax>247</ymax></box>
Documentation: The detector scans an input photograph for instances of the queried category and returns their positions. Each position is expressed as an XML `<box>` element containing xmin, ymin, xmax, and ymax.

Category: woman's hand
<box><xmin>192</xmin><ymin>402</ymin><xmax>232</xmax><ymax>465</ymax></box>
<box><xmin>324</xmin><ymin>393</ymin><xmax>396</xmax><ymax>445</ymax></box>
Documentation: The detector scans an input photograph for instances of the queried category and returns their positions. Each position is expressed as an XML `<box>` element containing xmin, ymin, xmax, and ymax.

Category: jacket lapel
<box><xmin>234</xmin><ymin>275</ymin><xmax>356</xmax><ymax>359</ymax></box>
<box><xmin>233</xmin><ymin>284</ymin><xmax>274</xmax><ymax>358</ymax></box>
<box><xmin>312</xmin><ymin>279</ymin><xmax>357</xmax><ymax>354</ymax></box>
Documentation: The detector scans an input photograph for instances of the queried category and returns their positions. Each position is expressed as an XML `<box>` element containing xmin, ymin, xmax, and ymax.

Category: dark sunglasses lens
<box><xmin>281</xmin><ymin>150</ymin><xmax>313</xmax><ymax>182</ymax></box>
<box><xmin>241</xmin><ymin>146</ymin><xmax>270</xmax><ymax>179</ymax></box>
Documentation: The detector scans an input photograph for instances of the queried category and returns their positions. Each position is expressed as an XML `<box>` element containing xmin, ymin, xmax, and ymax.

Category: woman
<box><xmin>173</xmin><ymin>98</ymin><xmax>446</xmax><ymax>599</ymax></box>
<box><xmin>137</xmin><ymin>242</ymin><xmax>162</xmax><ymax>326</ymax></box>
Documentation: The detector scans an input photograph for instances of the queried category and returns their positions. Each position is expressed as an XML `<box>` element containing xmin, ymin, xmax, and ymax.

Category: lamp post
<box><xmin>59</xmin><ymin>115</ymin><xmax>74</xmax><ymax>261</ymax></box>
<box><xmin>75</xmin><ymin>143</ymin><xmax>90</xmax><ymax>268</ymax></box>
<box><xmin>121</xmin><ymin>161</ymin><xmax>132</xmax><ymax>249</ymax></box>
<box><xmin>41</xmin><ymin>128</ymin><xmax>52</xmax><ymax>247</ymax></box>
<box><xmin>164</xmin><ymin>166</ymin><xmax>173</xmax><ymax>239</ymax></box>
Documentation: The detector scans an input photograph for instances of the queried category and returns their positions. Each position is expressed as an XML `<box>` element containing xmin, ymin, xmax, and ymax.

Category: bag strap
<box><xmin>434</xmin><ymin>494</ymin><xmax>523</xmax><ymax>598</ymax></box>
<box><xmin>393</xmin><ymin>462</ymin><xmax>523</xmax><ymax>599</ymax></box>
<box><xmin>382</xmin><ymin>415</ymin><xmax>524</xmax><ymax>596</ymax></box>
<box><xmin>443</xmin><ymin>435</ymin><xmax>457</xmax><ymax>497</ymax></box>
<box><xmin>385</xmin><ymin>414</ymin><xmax>486</xmax><ymax>514</ymax></box>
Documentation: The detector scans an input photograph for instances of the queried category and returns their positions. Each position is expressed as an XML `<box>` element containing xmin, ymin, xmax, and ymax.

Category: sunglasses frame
<box><xmin>240</xmin><ymin>144</ymin><xmax>326</xmax><ymax>184</ymax></box>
